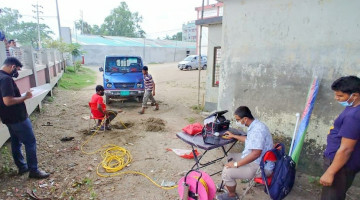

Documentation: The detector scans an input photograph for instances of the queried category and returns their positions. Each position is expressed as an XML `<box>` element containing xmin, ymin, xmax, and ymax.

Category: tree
<box><xmin>0</xmin><ymin>7</ymin><xmax>53</xmax><ymax>48</ymax></box>
<box><xmin>163</xmin><ymin>32</ymin><xmax>182</xmax><ymax>41</ymax></box>
<box><xmin>44</xmin><ymin>40</ymin><xmax>84</xmax><ymax>72</ymax></box>
<box><xmin>14</xmin><ymin>22</ymin><xmax>53</xmax><ymax>48</ymax></box>
<box><xmin>91</xmin><ymin>25</ymin><xmax>102</xmax><ymax>35</ymax></box>
<box><xmin>75</xmin><ymin>20</ymin><xmax>93</xmax><ymax>35</ymax></box>
<box><xmin>0</xmin><ymin>8</ymin><xmax>21</xmax><ymax>34</ymax></box>
<box><xmin>101</xmin><ymin>2</ymin><xmax>145</xmax><ymax>37</ymax></box>
<box><xmin>172</xmin><ymin>32</ymin><xmax>182</xmax><ymax>41</ymax></box>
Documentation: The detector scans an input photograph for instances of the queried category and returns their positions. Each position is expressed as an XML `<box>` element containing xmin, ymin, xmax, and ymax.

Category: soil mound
<box><xmin>112</xmin><ymin>121</ymin><xmax>134</xmax><ymax>129</ymax></box>
<box><xmin>144</xmin><ymin>117</ymin><xmax>166</xmax><ymax>132</ymax></box>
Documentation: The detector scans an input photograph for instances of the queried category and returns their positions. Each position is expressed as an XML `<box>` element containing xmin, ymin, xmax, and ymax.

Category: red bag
<box><xmin>182</xmin><ymin>123</ymin><xmax>203</xmax><ymax>135</ymax></box>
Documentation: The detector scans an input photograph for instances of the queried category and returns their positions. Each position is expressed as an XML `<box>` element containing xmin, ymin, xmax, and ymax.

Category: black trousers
<box><xmin>320</xmin><ymin>157</ymin><xmax>357</xmax><ymax>200</ymax></box>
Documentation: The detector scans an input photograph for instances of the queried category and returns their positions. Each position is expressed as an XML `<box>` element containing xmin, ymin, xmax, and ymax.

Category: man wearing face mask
<box><xmin>89</xmin><ymin>85</ymin><xmax>122</xmax><ymax>130</ymax></box>
<box><xmin>217</xmin><ymin>106</ymin><xmax>273</xmax><ymax>200</ymax></box>
<box><xmin>0</xmin><ymin>57</ymin><xmax>50</xmax><ymax>179</ymax></box>
<box><xmin>320</xmin><ymin>76</ymin><xmax>360</xmax><ymax>200</ymax></box>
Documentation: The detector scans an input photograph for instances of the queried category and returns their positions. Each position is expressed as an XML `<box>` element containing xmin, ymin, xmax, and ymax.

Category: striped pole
<box><xmin>291</xmin><ymin>77</ymin><xmax>320</xmax><ymax>164</ymax></box>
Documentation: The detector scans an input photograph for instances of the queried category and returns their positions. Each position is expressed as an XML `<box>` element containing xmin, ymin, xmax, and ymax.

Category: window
<box><xmin>213</xmin><ymin>47</ymin><xmax>221</xmax><ymax>87</ymax></box>
<box><xmin>105</xmin><ymin>57</ymin><xmax>141</xmax><ymax>73</ymax></box>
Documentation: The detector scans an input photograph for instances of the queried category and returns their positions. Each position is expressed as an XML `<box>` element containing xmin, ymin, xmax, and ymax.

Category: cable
<box><xmin>81</xmin><ymin>112</ymin><xmax>178</xmax><ymax>190</ymax></box>
<box><xmin>192</xmin><ymin>176</ymin><xmax>209</xmax><ymax>194</ymax></box>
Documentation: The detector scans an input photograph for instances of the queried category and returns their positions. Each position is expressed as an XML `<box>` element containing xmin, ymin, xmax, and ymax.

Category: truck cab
<box><xmin>99</xmin><ymin>56</ymin><xmax>145</xmax><ymax>104</ymax></box>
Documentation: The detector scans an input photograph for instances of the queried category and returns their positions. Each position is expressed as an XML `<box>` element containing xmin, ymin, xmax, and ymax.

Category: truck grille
<box><xmin>114</xmin><ymin>83</ymin><xmax>135</xmax><ymax>89</ymax></box>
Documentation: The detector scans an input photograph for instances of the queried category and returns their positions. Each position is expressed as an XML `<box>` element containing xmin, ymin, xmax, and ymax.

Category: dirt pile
<box><xmin>143</xmin><ymin>117</ymin><xmax>166</xmax><ymax>132</ymax></box>
<box><xmin>112</xmin><ymin>121</ymin><xmax>134</xmax><ymax>129</ymax></box>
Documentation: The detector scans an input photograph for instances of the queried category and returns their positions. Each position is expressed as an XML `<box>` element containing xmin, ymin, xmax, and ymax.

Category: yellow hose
<box><xmin>81</xmin><ymin>115</ymin><xmax>177</xmax><ymax>190</ymax></box>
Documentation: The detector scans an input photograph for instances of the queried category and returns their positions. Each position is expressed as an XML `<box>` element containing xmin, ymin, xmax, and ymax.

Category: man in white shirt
<box><xmin>217</xmin><ymin>106</ymin><xmax>273</xmax><ymax>200</ymax></box>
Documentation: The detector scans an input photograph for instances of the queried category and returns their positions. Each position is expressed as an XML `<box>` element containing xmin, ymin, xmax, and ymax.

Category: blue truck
<box><xmin>99</xmin><ymin>55</ymin><xmax>145</xmax><ymax>104</ymax></box>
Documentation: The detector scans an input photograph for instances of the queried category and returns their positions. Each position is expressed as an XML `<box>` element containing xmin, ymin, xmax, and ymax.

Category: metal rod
<box><xmin>197</xmin><ymin>0</ymin><xmax>205</xmax><ymax>107</ymax></box>
<box><xmin>289</xmin><ymin>113</ymin><xmax>300</xmax><ymax>156</ymax></box>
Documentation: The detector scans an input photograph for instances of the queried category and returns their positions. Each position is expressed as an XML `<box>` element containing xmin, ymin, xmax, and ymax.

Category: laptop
<box><xmin>202</xmin><ymin>127</ymin><xmax>247</xmax><ymax>145</ymax></box>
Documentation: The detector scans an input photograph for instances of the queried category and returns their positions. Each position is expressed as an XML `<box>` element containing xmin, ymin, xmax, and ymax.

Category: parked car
<box><xmin>99</xmin><ymin>55</ymin><xmax>145</xmax><ymax>104</ymax></box>
<box><xmin>178</xmin><ymin>55</ymin><xmax>207</xmax><ymax>70</ymax></box>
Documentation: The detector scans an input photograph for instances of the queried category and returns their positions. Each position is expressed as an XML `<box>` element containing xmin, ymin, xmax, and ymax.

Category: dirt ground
<box><xmin>0</xmin><ymin>63</ymin><xmax>359</xmax><ymax>200</ymax></box>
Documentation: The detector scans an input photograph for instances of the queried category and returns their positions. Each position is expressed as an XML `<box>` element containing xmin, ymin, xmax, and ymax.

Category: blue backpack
<box><xmin>260</xmin><ymin>143</ymin><xmax>296</xmax><ymax>200</ymax></box>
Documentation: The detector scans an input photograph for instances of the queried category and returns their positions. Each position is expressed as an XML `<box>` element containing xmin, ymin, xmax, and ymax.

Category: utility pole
<box><xmin>197</xmin><ymin>0</ymin><xmax>205</xmax><ymax>107</ymax></box>
<box><xmin>143</xmin><ymin>37</ymin><xmax>146</xmax><ymax>61</ymax></box>
<box><xmin>55</xmin><ymin>0</ymin><xmax>62</xmax><ymax>41</ymax></box>
<box><xmin>32</xmin><ymin>2</ymin><xmax>43</xmax><ymax>49</ymax></box>
<box><xmin>74</xmin><ymin>21</ymin><xmax>78</xmax><ymax>43</ymax></box>
<box><xmin>173</xmin><ymin>40</ymin><xmax>177</xmax><ymax>62</ymax></box>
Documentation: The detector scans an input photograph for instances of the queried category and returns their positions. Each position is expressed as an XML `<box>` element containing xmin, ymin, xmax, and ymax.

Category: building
<box><xmin>195</xmin><ymin>2</ymin><xmax>223</xmax><ymax>55</ymax></box>
<box><xmin>182</xmin><ymin>21</ymin><xmax>196</xmax><ymax>42</ymax></box>
<box><xmin>203</xmin><ymin>0</ymin><xmax>360</xmax><ymax>180</ymax></box>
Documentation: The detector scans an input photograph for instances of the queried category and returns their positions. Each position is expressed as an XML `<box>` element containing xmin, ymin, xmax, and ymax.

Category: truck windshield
<box><xmin>105</xmin><ymin>57</ymin><xmax>142</xmax><ymax>73</ymax></box>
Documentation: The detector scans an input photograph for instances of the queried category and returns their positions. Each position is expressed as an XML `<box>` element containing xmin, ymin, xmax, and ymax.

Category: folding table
<box><xmin>176</xmin><ymin>128</ymin><xmax>245</xmax><ymax>176</ymax></box>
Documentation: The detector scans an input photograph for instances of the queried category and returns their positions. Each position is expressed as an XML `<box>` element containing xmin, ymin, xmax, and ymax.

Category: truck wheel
<box><xmin>187</xmin><ymin>66</ymin><xmax>192</xmax><ymax>71</ymax></box>
<box><xmin>136</xmin><ymin>96</ymin><xmax>143</xmax><ymax>103</ymax></box>
<box><xmin>202</xmin><ymin>65</ymin><xmax>207</xmax><ymax>70</ymax></box>
<box><xmin>105</xmin><ymin>96</ymin><xmax>111</xmax><ymax>104</ymax></box>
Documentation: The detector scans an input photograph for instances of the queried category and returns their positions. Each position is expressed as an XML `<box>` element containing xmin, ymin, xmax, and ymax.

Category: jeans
<box><xmin>6</xmin><ymin>118</ymin><xmax>38</xmax><ymax>172</ymax></box>
<box><xmin>321</xmin><ymin>157</ymin><xmax>356</xmax><ymax>200</ymax></box>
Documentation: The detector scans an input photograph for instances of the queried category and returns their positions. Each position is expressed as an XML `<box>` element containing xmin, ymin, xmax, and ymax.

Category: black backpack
<box><xmin>260</xmin><ymin>143</ymin><xmax>296</xmax><ymax>200</ymax></box>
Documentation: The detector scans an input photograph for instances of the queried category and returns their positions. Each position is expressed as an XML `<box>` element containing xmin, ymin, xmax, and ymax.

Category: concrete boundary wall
<box><xmin>81</xmin><ymin>45</ymin><xmax>196</xmax><ymax>66</ymax></box>
<box><xmin>0</xmin><ymin>46</ymin><xmax>65</xmax><ymax>147</ymax></box>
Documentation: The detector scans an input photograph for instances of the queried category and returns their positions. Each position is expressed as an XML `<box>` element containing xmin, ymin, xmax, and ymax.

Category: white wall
<box><xmin>205</xmin><ymin>24</ymin><xmax>222</xmax><ymax>111</ymax></box>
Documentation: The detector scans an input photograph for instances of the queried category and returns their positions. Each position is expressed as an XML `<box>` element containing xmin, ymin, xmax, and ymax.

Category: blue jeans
<box><xmin>6</xmin><ymin>118</ymin><xmax>38</xmax><ymax>172</ymax></box>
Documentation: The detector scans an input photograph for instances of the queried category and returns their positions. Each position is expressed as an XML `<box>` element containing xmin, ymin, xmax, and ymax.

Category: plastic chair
<box><xmin>88</xmin><ymin>102</ymin><xmax>107</xmax><ymax>132</ymax></box>
<box><xmin>240</xmin><ymin>146</ymin><xmax>279</xmax><ymax>200</ymax></box>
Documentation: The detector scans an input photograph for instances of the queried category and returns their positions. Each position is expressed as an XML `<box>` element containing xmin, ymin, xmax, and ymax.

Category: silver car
<box><xmin>178</xmin><ymin>55</ymin><xmax>207</xmax><ymax>70</ymax></box>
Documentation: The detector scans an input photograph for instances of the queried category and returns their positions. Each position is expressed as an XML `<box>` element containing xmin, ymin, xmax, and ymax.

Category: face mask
<box><xmin>236</xmin><ymin>120</ymin><xmax>246</xmax><ymax>128</ymax></box>
<box><xmin>99</xmin><ymin>91</ymin><xmax>105</xmax><ymax>96</ymax></box>
<box><xmin>338</xmin><ymin>94</ymin><xmax>354</xmax><ymax>107</ymax></box>
<box><xmin>11</xmin><ymin>67</ymin><xmax>19</xmax><ymax>78</ymax></box>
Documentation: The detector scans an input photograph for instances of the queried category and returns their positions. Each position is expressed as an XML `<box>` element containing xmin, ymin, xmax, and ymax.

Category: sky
<box><xmin>1</xmin><ymin>0</ymin><xmax>217</xmax><ymax>39</ymax></box>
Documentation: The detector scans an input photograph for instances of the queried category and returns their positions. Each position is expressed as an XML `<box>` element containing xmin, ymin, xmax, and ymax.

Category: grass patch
<box><xmin>186</xmin><ymin>117</ymin><xmax>196</xmax><ymax>124</ymax></box>
<box><xmin>191</xmin><ymin>105</ymin><xmax>204</xmax><ymax>113</ymax></box>
<box><xmin>60</xmin><ymin>66</ymin><xmax>96</xmax><ymax>90</ymax></box>
<box><xmin>45</xmin><ymin>96</ymin><xmax>54</xmax><ymax>103</ymax></box>
<box><xmin>1</xmin><ymin>146</ymin><xmax>12</xmax><ymax>174</ymax></box>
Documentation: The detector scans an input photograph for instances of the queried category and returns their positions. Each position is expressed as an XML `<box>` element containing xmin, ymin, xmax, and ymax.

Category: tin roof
<box><xmin>73</xmin><ymin>35</ymin><xmax>196</xmax><ymax>49</ymax></box>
